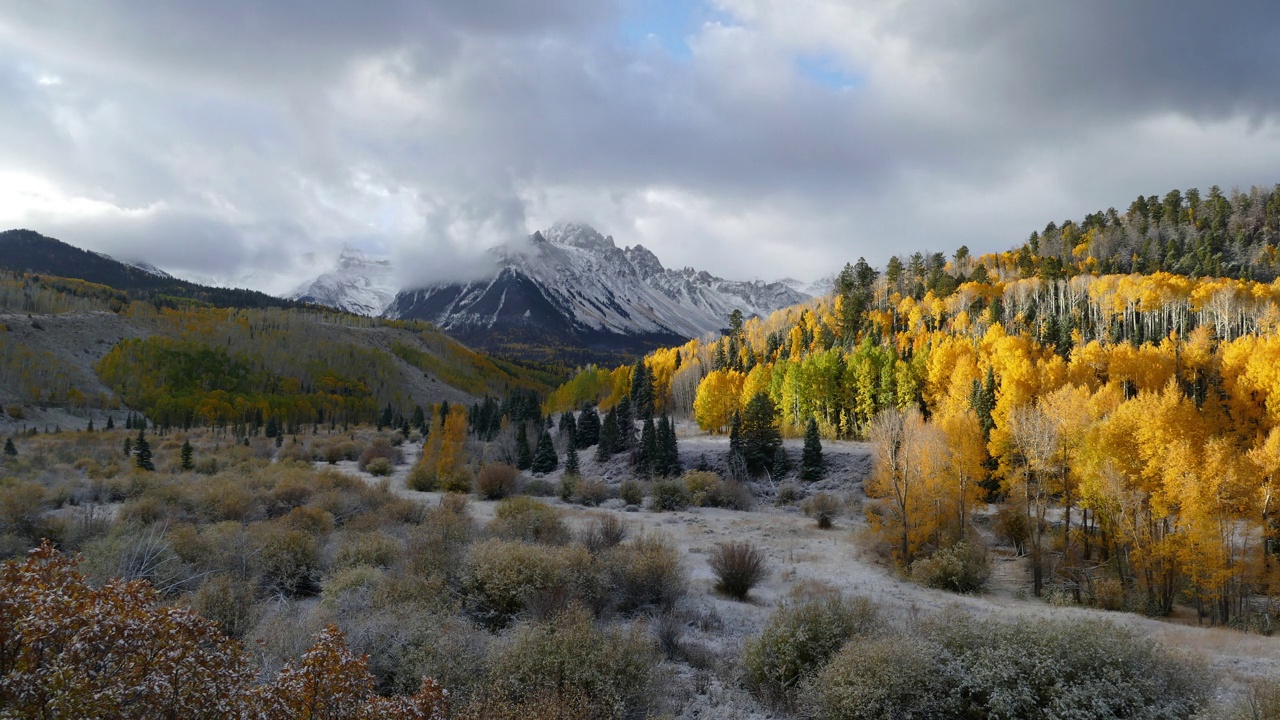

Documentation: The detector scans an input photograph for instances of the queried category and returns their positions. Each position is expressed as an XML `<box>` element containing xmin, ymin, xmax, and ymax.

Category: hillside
<box><xmin>0</xmin><ymin>229</ymin><xmax>298</xmax><ymax>310</ymax></box>
<box><xmin>0</xmin><ymin>270</ymin><xmax>558</xmax><ymax>432</ymax></box>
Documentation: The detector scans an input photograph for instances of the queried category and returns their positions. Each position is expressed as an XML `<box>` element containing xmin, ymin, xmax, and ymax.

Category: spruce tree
<box><xmin>800</xmin><ymin>416</ymin><xmax>824</xmax><ymax>482</ymax></box>
<box><xmin>663</xmin><ymin>416</ymin><xmax>681</xmax><ymax>476</ymax></box>
<box><xmin>86</xmin><ymin>418</ymin><xmax>94</xmax><ymax>432</ymax></box>
<box><xmin>653</xmin><ymin>415</ymin><xmax>673</xmax><ymax>476</ymax></box>
<box><xmin>275</xmin><ymin>433</ymin><xmax>284</xmax><ymax>448</ymax></box>
<box><xmin>740</xmin><ymin>392</ymin><xmax>782</xmax><ymax>474</ymax></box>
<box><xmin>411</xmin><ymin>405</ymin><xmax>426</xmax><ymax>432</ymax></box>
<box><xmin>105</xmin><ymin>415</ymin><xmax>114</xmax><ymax>430</ymax></box>
<box><xmin>558</xmin><ymin>411</ymin><xmax>577</xmax><ymax>440</ymax></box>
<box><xmin>576</xmin><ymin>406</ymin><xmax>601</xmax><ymax>448</ymax></box>
<box><xmin>631</xmin><ymin>360</ymin><xmax>654</xmax><ymax>420</ymax></box>
<box><xmin>772</xmin><ymin>444</ymin><xmax>791</xmax><ymax>479</ymax></box>
<box><xmin>727</xmin><ymin>411</ymin><xmax>748</xmax><ymax>481</ymax></box>
<box><xmin>596</xmin><ymin>409</ymin><xmax>618</xmax><ymax>462</ymax></box>
<box><xmin>515</xmin><ymin>422</ymin><xmax>532</xmax><ymax>471</ymax></box>
<box><xmin>633</xmin><ymin>417</ymin><xmax>656</xmax><ymax>476</ymax></box>
<box><xmin>564</xmin><ymin>433</ymin><xmax>581</xmax><ymax>477</ymax></box>
<box><xmin>3</xmin><ymin>437</ymin><xmax>15</xmax><ymax>456</ymax></box>
<box><xmin>531</xmin><ymin>430</ymin><xmax>558</xmax><ymax>474</ymax></box>
<box><xmin>123</xmin><ymin>437</ymin><xmax>132</xmax><ymax>457</ymax></box>
<box><xmin>615</xmin><ymin>396</ymin><xmax>634</xmax><ymax>451</ymax></box>
<box><xmin>180</xmin><ymin>438</ymin><xmax>194</xmax><ymax>471</ymax></box>
<box><xmin>265</xmin><ymin>417</ymin><xmax>278</xmax><ymax>439</ymax></box>
<box><xmin>134</xmin><ymin>427</ymin><xmax>155</xmax><ymax>472</ymax></box>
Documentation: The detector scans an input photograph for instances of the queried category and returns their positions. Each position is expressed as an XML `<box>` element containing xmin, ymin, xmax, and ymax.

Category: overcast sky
<box><xmin>2</xmin><ymin>1</ymin><xmax>1280</xmax><ymax>293</ymax></box>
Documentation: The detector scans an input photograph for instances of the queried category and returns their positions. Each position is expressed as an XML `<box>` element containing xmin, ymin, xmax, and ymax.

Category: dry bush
<box><xmin>407</xmin><ymin>501</ymin><xmax>475</xmax><ymax>580</ymax></box>
<box><xmin>483</xmin><ymin>606</ymin><xmax>659</xmax><ymax>720</ymax></box>
<box><xmin>476</xmin><ymin>463</ymin><xmax>520</xmax><ymax>500</ymax></box>
<box><xmin>439</xmin><ymin>467</ymin><xmax>473</xmax><ymax>494</ymax></box>
<box><xmin>364</xmin><ymin>457</ymin><xmax>394</xmax><ymax>476</ymax></box>
<box><xmin>358</xmin><ymin>439</ymin><xmax>404</xmax><ymax>471</ymax></box>
<box><xmin>650</xmin><ymin>479</ymin><xmax>689</xmax><ymax>511</ymax></box>
<box><xmin>276</xmin><ymin>441</ymin><xmax>312</xmax><ymax>463</ymax></box>
<box><xmin>802</xmin><ymin>492</ymin><xmax>842</xmax><ymax>529</ymax></box>
<box><xmin>188</xmin><ymin>572</ymin><xmax>259</xmax><ymax>640</ymax></box>
<box><xmin>572</xmin><ymin>478</ymin><xmax>611</xmax><ymax>506</ymax></box>
<box><xmin>608</xmin><ymin>532</ymin><xmax>688</xmax><ymax>613</ymax></box>
<box><xmin>250</xmin><ymin>523</ymin><xmax>321</xmax><ymax>598</ymax></box>
<box><xmin>0</xmin><ymin>480</ymin><xmax>47</xmax><ymax>541</ymax></box>
<box><xmin>488</xmin><ymin>496</ymin><xmax>569</xmax><ymax>545</ymax></box>
<box><xmin>618</xmin><ymin>479</ymin><xmax>645</xmax><ymax>506</ymax></box>
<box><xmin>802</xmin><ymin>635</ymin><xmax>953</xmax><ymax>719</ymax></box>
<box><xmin>333</xmin><ymin>530</ymin><xmax>402</xmax><ymax>571</ymax></box>
<box><xmin>463</xmin><ymin>538</ymin><xmax>594</xmax><ymax>626</ymax></box>
<box><xmin>406</xmin><ymin>457</ymin><xmax>436</xmax><ymax>491</ymax></box>
<box><xmin>909</xmin><ymin>541</ymin><xmax>990</xmax><ymax>593</ymax></box>
<box><xmin>709</xmin><ymin>541</ymin><xmax>768</xmax><ymax>600</ymax></box>
<box><xmin>683</xmin><ymin>470</ymin><xmax>721</xmax><ymax>507</ymax></box>
<box><xmin>776</xmin><ymin>483</ymin><xmax>799</xmax><ymax>506</ymax></box>
<box><xmin>579</xmin><ymin>513</ymin><xmax>628</xmax><ymax>554</ymax></box>
<box><xmin>522</xmin><ymin>478</ymin><xmax>554</xmax><ymax>497</ymax></box>
<box><xmin>743</xmin><ymin>594</ymin><xmax>882</xmax><ymax>705</ymax></box>
<box><xmin>456</xmin><ymin>689</ymin><xmax>595</xmax><ymax>720</ymax></box>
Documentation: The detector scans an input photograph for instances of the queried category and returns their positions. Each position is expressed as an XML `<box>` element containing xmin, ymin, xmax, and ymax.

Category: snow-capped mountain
<box><xmin>90</xmin><ymin>251</ymin><xmax>173</xmax><ymax>280</ymax></box>
<box><xmin>383</xmin><ymin>223</ymin><xmax>811</xmax><ymax>358</ymax></box>
<box><xmin>287</xmin><ymin>244</ymin><xmax>397</xmax><ymax>316</ymax></box>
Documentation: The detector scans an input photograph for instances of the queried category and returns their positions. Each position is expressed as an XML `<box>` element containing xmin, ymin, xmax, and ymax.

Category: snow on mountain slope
<box><xmin>384</xmin><ymin>223</ymin><xmax>811</xmax><ymax>346</ymax></box>
<box><xmin>287</xmin><ymin>244</ymin><xmax>397</xmax><ymax>315</ymax></box>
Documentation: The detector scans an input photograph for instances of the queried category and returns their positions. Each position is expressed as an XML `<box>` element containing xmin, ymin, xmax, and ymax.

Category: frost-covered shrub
<box><xmin>709</xmin><ymin>541</ymin><xmax>767</xmax><ymax>600</ymax></box>
<box><xmin>358</xmin><ymin>439</ymin><xmax>404</xmax><ymax>471</ymax></box>
<box><xmin>463</xmin><ymin>538</ymin><xmax>593</xmax><ymax>626</ymax></box>
<box><xmin>618</xmin><ymin>479</ymin><xmax>645</xmax><ymax>506</ymax></box>
<box><xmin>802</xmin><ymin>492</ymin><xmax>842</xmax><ymax>529</ymax></box>
<box><xmin>364</xmin><ymin>457</ymin><xmax>393</xmax><ymax>477</ymax></box>
<box><xmin>909</xmin><ymin>541</ymin><xmax>990</xmax><ymax>593</ymax></box>
<box><xmin>476</xmin><ymin>463</ymin><xmax>520</xmax><ymax>500</ymax></box>
<box><xmin>607</xmin><ymin>532</ymin><xmax>687</xmax><ymax>613</ymax></box>
<box><xmin>743</xmin><ymin>594</ymin><xmax>882</xmax><ymax>704</ymax></box>
<box><xmin>333</xmin><ymin>530</ymin><xmax>401</xmax><ymax>571</ymax></box>
<box><xmin>650</xmin><ymin>479</ymin><xmax>689</xmax><ymax>511</ymax></box>
<box><xmin>803</xmin><ymin>635</ymin><xmax>954</xmax><ymax>720</ymax></box>
<box><xmin>488</xmin><ymin>496</ymin><xmax>569</xmax><ymax>545</ymax></box>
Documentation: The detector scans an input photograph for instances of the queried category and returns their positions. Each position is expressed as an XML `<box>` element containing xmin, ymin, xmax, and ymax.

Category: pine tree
<box><xmin>558</xmin><ymin>411</ymin><xmax>577</xmax><ymax>440</ymax></box>
<box><xmin>633</xmin><ymin>417</ymin><xmax>656</xmax><ymax>476</ymax></box>
<box><xmin>180</xmin><ymin>439</ymin><xmax>194</xmax><ymax>471</ymax></box>
<box><xmin>577</xmin><ymin>407</ymin><xmax>601</xmax><ymax>448</ymax></box>
<box><xmin>134</xmin><ymin>427</ymin><xmax>155</xmax><ymax>472</ymax></box>
<box><xmin>740</xmin><ymin>392</ymin><xmax>782</xmax><ymax>474</ymax></box>
<box><xmin>86</xmin><ymin>418</ymin><xmax>94</xmax><ymax>432</ymax></box>
<box><xmin>596</xmin><ymin>409</ymin><xmax>618</xmax><ymax>462</ymax></box>
<box><xmin>664</xmin><ymin>416</ymin><xmax>682</xmax><ymax>476</ymax></box>
<box><xmin>105</xmin><ymin>415</ymin><xmax>114</xmax><ymax>430</ymax></box>
<box><xmin>631</xmin><ymin>360</ymin><xmax>654</xmax><ymax>420</ymax></box>
<box><xmin>772</xmin><ymin>444</ymin><xmax>791</xmax><ymax>479</ymax></box>
<box><xmin>265</xmin><ymin>417</ymin><xmax>279</xmax><ymax>439</ymax></box>
<box><xmin>439</xmin><ymin>401</ymin><xmax>450</xmax><ymax>427</ymax></box>
<box><xmin>3</xmin><ymin>437</ymin><xmax>15</xmax><ymax>456</ymax></box>
<box><xmin>564</xmin><ymin>433</ymin><xmax>581</xmax><ymax>477</ymax></box>
<box><xmin>615</xmin><ymin>396</ymin><xmax>634</xmax><ymax>451</ymax></box>
<box><xmin>801</xmin><ymin>416</ymin><xmax>824</xmax><ymax>482</ymax></box>
<box><xmin>275</xmin><ymin>433</ymin><xmax>284</xmax><ymax>448</ymax></box>
<box><xmin>531</xmin><ymin>430</ymin><xmax>558</xmax><ymax>474</ymax></box>
<box><xmin>123</xmin><ymin>437</ymin><xmax>132</xmax><ymax>457</ymax></box>
<box><xmin>727</xmin><ymin>411</ymin><xmax>748</xmax><ymax>482</ymax></box>
<box><xmin>515</xmin><ymin>422</ymin><xmax>532</xmax><ymax>471</ymax></box>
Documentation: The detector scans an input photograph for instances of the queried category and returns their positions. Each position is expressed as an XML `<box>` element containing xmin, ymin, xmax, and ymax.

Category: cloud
<box><xmin>1</xmin><ymin>1</ymin><xmax>1279</xmax><ymax>291</ymax></box>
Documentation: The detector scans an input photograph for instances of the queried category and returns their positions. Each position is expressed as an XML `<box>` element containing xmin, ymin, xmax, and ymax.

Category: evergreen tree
<box><xmin>275</xmin><ymin>433</ymin><xmax>284</xmax><ymax>448</ymax></box>
<box><xmin>180</xmin><ymin>438</ymin><xmax>194</xmax><ymax>471</ymax></box>
<box><xmin>615</xmin><ymin>396</ymin><xmax>634</xmax><ymax>451</ymax></box>
<box><xmin>265</xmin><ymin>416</ymin><xmax>279</xmax><ymax>438</ymax></box>
<box><xmin>740</xmin><ymin>392</ymin><xmax>782</xmax><ymax>474</ymax></box>
<box><xmin>439</xmin><ymin>400</ymin><xmax>450</xmax><ymax>427</ymax></box>
<box><xmin>576</xmin><ymin>406</ymin><xmax>601</xmax><ymax>448</ymax></box>
<box><xmin>515</xmin><ymin>422</ymin><xmax>532</xmax><ymax>471</ymax></box>
<box><xmin>86</xmin><ymin>418</ymin><xmax>94</xmax><ymax>432</ymax></box>
<box><xmin>3</xmin><ymin>438</ymin><xmax>15</xmax><ymax>456</ymax></box>
<box><xmin>772</xmin><ymin>444</ymin><xmax>791</xmax><ymax>479</ymax></box>
<box><xmin>727</xmin><ymin>411</ymin><xmax>748</xmax><ymax>482</ymax></box>
<box><xmin>631</xmin><ymin>360</ymin><xmax>654</xmax><ymax>420</ymax></box>
<box><xmin>801</xmin><ymin>417</ymin><xmax>824</xmax><ymax>482</ymax></box>
<box><xmin>105</xmin><ymin>415</ymin><xmax>114</xmax><ymax>430</ymax></box>
<box><xmin>596</xmin><ymin>409</ymin><xmax>618</xmax><ymax>462</ymax></box>
<box><xmin>662</xmin><ymin>416</ymin><xmax>681</xmax><ymax>476</ymax></box>
<box><xmin>123</xmin><ymin>437</ymin><xmax>132</xmax><ymax>457</ymax></box>
<box><xmin>564</xmin><ymin>433</ymin><xmax>581</xmax><ymax>477</ymax></box>
<box><xmin>411</xmin><ymin>405</ymin><xmax>426</xmax><ymax>432</ymax></box>
<box><xmin>633</xmin><ymin>417</ymin><xmax>657</xmax><ymax>476</ymax></box>
<box><xmin>558</xmin><ymin>411</ymin><xmax>577</xmax><ymax>440</ymax></box>
<box><xmin>134</xmin><ymin>427</ymin><xmax>155</xmax><ymax>472</ymax></box>
<box><xmin>531</xmin><ymin>430</ymin><xmax>558</xmax><ymax>474</ymax></box>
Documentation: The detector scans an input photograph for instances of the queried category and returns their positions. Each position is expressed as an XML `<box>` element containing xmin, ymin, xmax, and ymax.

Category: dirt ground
<box><xmin>321</xmin><ymin>431</ymin><xmax>1280</xmax><ymax>715</ymax></box>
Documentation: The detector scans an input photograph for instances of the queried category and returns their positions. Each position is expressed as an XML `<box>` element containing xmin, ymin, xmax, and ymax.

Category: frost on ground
<box><xmin>333</xmin><ymin>432</ymin><xmax>1280</xmax><ymax>717</ymax></box>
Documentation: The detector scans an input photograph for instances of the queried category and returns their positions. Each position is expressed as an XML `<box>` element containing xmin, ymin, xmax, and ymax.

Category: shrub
<box><xmin>188</xmin><ymin>573</ymin><xmax>258</xmax><ymax>640</ymax></box>
<box><xmin>618</xmin><ymin>479</ymin><xmax>645</xmax><ymax>506</ymax></box>
<box><xmin>743</xmin><ymin>594</ymin><xmax>882</xmax><ymax>704</ymax></box>
<box><xmin>408</xmin><ymin>501</ymin><xmax>475</xmax><ymax>579</ymax></box>
<box><xmin>573</xmin><ymin>478</ymin><xmax>610</xmax><ymax>506</ymax></box>
<box><xmin>579</xmin><ymin>513</ymin><xmax>628</xmax><ymax>554</ymax></box>
<box><xmin>776</xmin><ymin>483</ymin><xmax>799</xmax><ymax>506</ymax></box>
<box><xmin>364</xmin><ymin>457</ymin><xmax>393</xmax><ymax>477</ymax></box>
<box><xmin>439</xmin><ymin>466</ymin><xmax>473</xmax><ymax>494</ymax></box>
<box><xmin>557</xmin><ymin>474</ymin><xmax>578</xmax><ymax>502</ymax></box>
<box><xmin>357</xmin><ymin>440</ymin><xmax>404</xmax><ymax>471</ymax></box>
<box><xmin>608</xmin><ymin>533</ymin><xmax>688</xmax><ymax>613</ymax></box>
<box><xmin>909</xmin><ymin>541</ymin><xmax>990</xmax><ymax>593</ymax></box>
<box><xmin>484</xmin><ymin>607</ymin><xmax>659</xmax><ymax>719</ymax></box>
<box><xmin>276</xmin><ymin>441</ymin><xmax>312</xmax><ymax>463</ymax></box>
<box><xmin>709</xmin><ymin>541</ymin><xmax>768</xmax><ymax>600</ymax></box>
<box><xmin>802</xmin><ymin>492</ymin><xmax>841</xmax><ymax>529</ymax></box>
<box><xmin>684</xmin><ymin>471</ymin><xmax>721</xmax><ymax>507</ymax></box>
<box><xmin>650</xmin><ymin>479</ymin><xmax>689</xmax><ymax>511</ymax></box>
<box><xmin>463</xmin><ymin>539</ymin><xmax>594</xmax><ymax>626</ymax></box>
<box><xmin>333</xmin><ymin>530</ymin><xmax>402</xmax><ymax>571</ymax></box>
<box><xmin>406</xmin><ymin>457</ymin><xmax>436</xmax><ymax>491</ymax></box>
<box><xmin>802</xmin><ymin>635</ymin><xmax>954</xmax><ymax>720</ymax></box>
<box><xmin>930</xmin><ymin>614</ymin><xmax>1210</xmax><ymax>719</ymax></box>
<box><xmin>251</xmin><ymin>524</ymin><xmax>321</xmax><ymax>597</ymax></box>
<box><xmin>476</xmin><ymin>463</ymin><xmax>519</xmax><ymax>500</ymax></box>
<box><xmin>714</xmin><ymin>478</ymin><xmax>755</xmax><ymax>510</ymax></box>
<box><xmin>523</xmin><ymin>478</ymin><xmax>555</xmax><ymax>497</ymax></box>
<box><xmin>488</xmin><ymin>496</ymin><xmax>569</xmax><ymax>545</ymax></box>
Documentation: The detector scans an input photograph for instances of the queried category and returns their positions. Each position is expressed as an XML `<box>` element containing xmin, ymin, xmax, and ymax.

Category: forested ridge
<box><xmin>548</xmin><ymin>182</ymin><xmax>1280</xmax><ymax>624</ymax></box>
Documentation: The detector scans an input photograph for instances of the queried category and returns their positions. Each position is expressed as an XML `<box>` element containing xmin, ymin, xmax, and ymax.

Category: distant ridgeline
<box><xmin>0</xmin><ymin>268</ymin><xmax>560</xmax><ymax>430</ymax></box>
<box><xmin>543</xmin><ymin>182</ymin><xmax>1280</xmax><ymax>623</ymax></box>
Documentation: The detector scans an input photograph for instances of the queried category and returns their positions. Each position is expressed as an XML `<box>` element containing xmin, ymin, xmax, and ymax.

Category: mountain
<box><xmin>286</xmin><ymin>244</ymin><xmax>397</xmax><ymax>315</ymax></box>
<box><xmin>384</xmin><ymin>223</ymin><xmax>811</xmax><ymax>362</ymax></box>
<box><xmin>0</xmin><ymin>229</ymin><xmax>295</xmax><ymax>310</ymax></box>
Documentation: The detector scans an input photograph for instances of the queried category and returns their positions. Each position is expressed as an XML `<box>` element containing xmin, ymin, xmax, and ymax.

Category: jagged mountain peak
<box><xmin>541</xmin><ymin>222</ymin><xmax>615</xmax><ymax>251</ymax></box>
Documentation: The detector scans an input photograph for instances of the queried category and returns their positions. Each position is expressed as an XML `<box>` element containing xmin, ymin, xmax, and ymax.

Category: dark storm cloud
<box><xmin>1</xmin><ymin>0</ymin><xmax>1278</xmax><ymax>289</ymax></box>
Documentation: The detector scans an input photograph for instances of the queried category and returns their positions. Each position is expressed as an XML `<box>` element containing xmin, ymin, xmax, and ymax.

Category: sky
<box><xmin>3</xmin><ymin>1</ymin><xmax>1280</xmax><ymax>294</ymax></box>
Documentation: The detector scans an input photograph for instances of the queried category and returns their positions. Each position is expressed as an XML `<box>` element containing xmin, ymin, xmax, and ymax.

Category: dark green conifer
<box><xmin>105</xmin><ymin>415</ymin><xmax>114</xmax><ymax>430</ymax></box>
<box><xmin>265</xmin><ymin>416</ymin><xmax>279</xmax><ymax>438</ymax></box>
<box><xmin>123</xmin><ymin>437</ymin><xmax>132</xmax><ymax>457</ymax></box>
<box><xmin>515</xmin><ymin>422</ymin><xmax>532</xmax><ymax>471</ymax></box>
<box><xmin>564</xmin><ymin>433</ymin><xmax>580</xmax><ymax>477</ymax></box>
<box><xmin>180</xmin><ymin>438</ymin><xmax>194</xmax><ymax>471</ymax></box>
<box><xmin>86</xmin><ymin>418</ymin><xmax>94</xmax><ymax>432</ymax></box>
<box><xmin>576</xmin><ymin>406</ymin><xmax>601</xmax><ymax>448</ymax></box>
<box><xmin>633</xmin><ymin>417</ymin><xmax>656</xmax><ymax>476</ymax></box>
<box><xmin>596</xmin><ymin>409</ymin><xmax>618</xmax><ymax>462</ymax></box>
<box><xmin>134</xmin><ymin>427</ymin><xmax>155</xmax><ymax>472</ymax></box>
<box><xmin>3</xmin><ymin>438</ymin><xmax>15</xmax><ymax>456</ymax></box>
<box><xmin>531</xmin><ymin>430</ymin><xmax>558</xmax><ymax>474</ymax></box>
<box><xmin>615</xmin><ymin>396</ymin><xmax>634</xmax><ymax>451</ymax></box>
<box><xmin>772</xmin><ymin>444</ymin><xmax>791</xmax><ymax>479</ymax></box>
<box><xmin>740</xmin><ymin>392</ymin><xmax>781</xmax><ymax>474</ymax></box>
<box><xmin>800</xmin><ymin>417</ymin><xmax>824</xmax><ymax>482</ymax></box>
